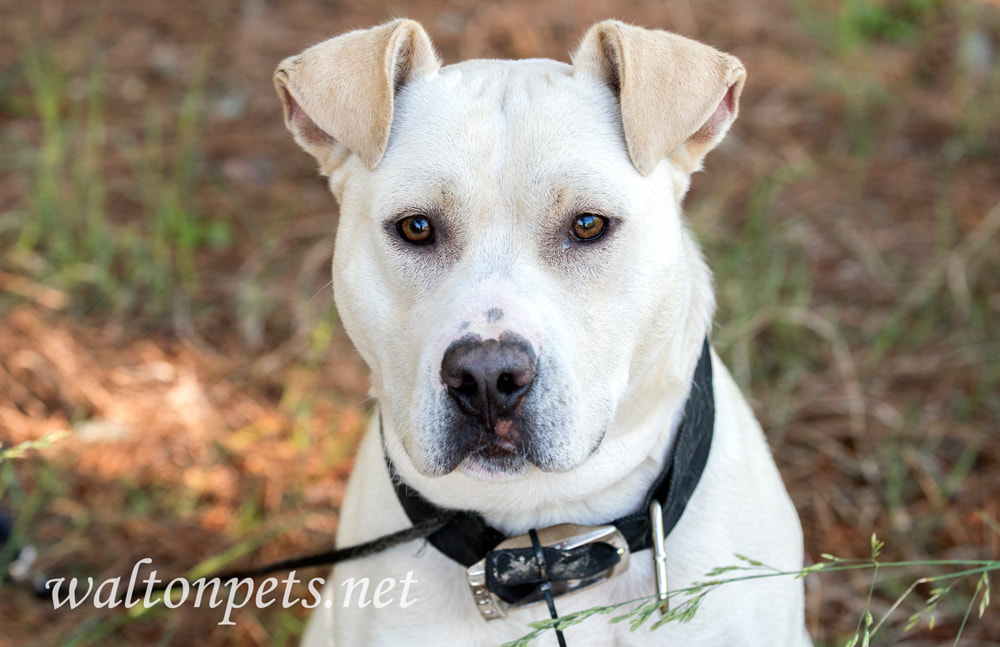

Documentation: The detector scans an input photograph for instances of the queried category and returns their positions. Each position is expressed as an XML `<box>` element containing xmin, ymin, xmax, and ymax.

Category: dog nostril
<box><xmin>496</xmin><ymin>372</ymin><xmax>520</xmax><ymax>396</ymax></box>
<box><xmin>456</xmin><ymin>374</ymin><xmax>478</xmax><ymax>397</ymax></box>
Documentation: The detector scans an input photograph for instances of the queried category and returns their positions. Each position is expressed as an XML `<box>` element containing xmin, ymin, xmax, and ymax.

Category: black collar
<box><xmin>387</xmin><ymin>338</ymin><xmax>715</xmax><ymax>605</ymax></box>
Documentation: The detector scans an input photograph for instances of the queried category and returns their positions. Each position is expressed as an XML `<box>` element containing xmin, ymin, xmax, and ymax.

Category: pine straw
<box><xmin>0</xmin><ymin>307</ymin><xmax>367</xmax><ymax>646</ymax></box>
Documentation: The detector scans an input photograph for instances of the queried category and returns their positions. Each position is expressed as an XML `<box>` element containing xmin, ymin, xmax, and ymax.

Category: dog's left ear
<box><xmin>573</xmin><ymin>21</ymin><xmax>745</xmax><ymax>176</ymax></box>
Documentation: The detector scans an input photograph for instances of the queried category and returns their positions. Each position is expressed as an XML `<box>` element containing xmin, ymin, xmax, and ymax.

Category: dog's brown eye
<box><xmin>570</xmin><ymin>213</ymin><xmax>608</xmax><ymax>241</ymax></box>
<box><xmin>398</xmin><ymin>215</ymin><xmax>434</xmax><ymax>244</ymax></box>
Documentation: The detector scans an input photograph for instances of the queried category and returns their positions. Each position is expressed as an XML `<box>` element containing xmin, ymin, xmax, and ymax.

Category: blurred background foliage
<box><xmin>0</xmin><ymin>0</ymin><xmax>997</xmax><ymax>645</ymax></box>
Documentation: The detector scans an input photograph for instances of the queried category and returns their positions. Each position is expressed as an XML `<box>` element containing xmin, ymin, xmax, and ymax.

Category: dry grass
<box><xmin>1</xmin><ymin>0</ymin><xmax>998</xmax><ymax>645</ymax></box>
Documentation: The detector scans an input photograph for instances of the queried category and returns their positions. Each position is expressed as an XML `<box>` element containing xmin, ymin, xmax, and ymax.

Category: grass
<box><xmin>2</xmin><ymin>17</ymin><xmax>231</xmax><ymax>322</ymax></box>
<box><xmin>687</xmin><ymin>5</ymin><xmax>999</xmax><ymax>643</ymax></box>
<box><xmin>502</xmin><ymin>537</ymin><xmax>997</xmax><ymax>647</ymax></box>
<box><xmin>1</xmin><ymin>1</ymin><xmax>998</xmax><ymax>645</ymax></box>
<box><xmin>697</xmin><ymin>161</ymin><xmax>818</xmax><ymax>415</ymax></box>
<box><xmin>0</xmin><ymin>18</ymin><xmax>345</xmax><ymax>642</ymax></box>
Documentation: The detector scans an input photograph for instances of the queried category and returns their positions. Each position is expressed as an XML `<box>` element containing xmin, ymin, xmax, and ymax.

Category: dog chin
<box><xmin>457</xmin><ymin>446</ymin><xmax>531</xmax><ymax>481</ymax></box>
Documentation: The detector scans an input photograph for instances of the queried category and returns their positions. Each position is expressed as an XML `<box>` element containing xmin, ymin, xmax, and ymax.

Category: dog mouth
<box><xmin>445</xmin><ymin>417</ymin><xmax>534</xmax><ymax>479</ymax></box>
<box><xmin>459</xmin><ymin>441</ymin><xmax>529</xmax><ymax>480</ymax></box>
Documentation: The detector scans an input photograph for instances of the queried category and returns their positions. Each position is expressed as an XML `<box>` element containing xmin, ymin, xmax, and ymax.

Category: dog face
<box><xmin>275</xmin><ymin>21</ymin><xmax>744</xmax><ymax>480</ymax></box>
<box><xmin>337</xmin><ymin>61</ymin><xmax>685</xmax><ymax>478</ymax></box>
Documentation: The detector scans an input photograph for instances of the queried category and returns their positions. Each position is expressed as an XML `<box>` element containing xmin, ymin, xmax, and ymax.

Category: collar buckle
<box><xmin>466</xmin><ymin>523</ymin><xmax>630</xmax><ymax>621</ymax></box>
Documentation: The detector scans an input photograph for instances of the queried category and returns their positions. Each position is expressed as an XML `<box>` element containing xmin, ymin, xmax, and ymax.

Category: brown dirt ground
<box><xmin>1</xmin><ymin>0</ymin><xmax>998</xmax><ymax>645</ymax></box>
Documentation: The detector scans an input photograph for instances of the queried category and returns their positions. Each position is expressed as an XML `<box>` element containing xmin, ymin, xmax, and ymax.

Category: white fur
<box><xmin>279</xmin><ymin>23</ymin><xmax>810</xmax><ymax>647</ymax></box>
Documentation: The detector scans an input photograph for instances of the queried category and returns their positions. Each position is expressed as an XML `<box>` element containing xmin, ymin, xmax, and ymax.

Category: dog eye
<box><xmin>397</xmin><ymin>215</ymin><xmax>435</xmax><ymax>244</ymax></box>
<box><xmin>570</xmin><ymin>213</ymin><xmax>608</xmax><ymax>241</ymax></box>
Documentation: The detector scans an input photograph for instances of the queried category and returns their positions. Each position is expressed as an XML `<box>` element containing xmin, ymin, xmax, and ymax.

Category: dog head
<box><xmin>275</xmin><ymin>20</ymin><xmax>742</xmax><ymax>481</ymax></box>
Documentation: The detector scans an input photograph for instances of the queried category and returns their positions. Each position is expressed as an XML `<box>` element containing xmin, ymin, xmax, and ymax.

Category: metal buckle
<box><xmin>467</xmin><ymin>523</ymin><xmax>629</xmax><ymax>621</ymax></box>
<box><xmin>649</xmin><ymin>500</ymin><xmax>669</xmax><ymax>614</ymax></box>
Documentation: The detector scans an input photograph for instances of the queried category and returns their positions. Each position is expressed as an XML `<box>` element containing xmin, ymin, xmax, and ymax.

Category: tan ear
<box><xmin>274</xmin><ymin>20</ymin><xmax>440</xmax><ymax>173</ymax></box>
<box><xmin>573</xmin><ymin>21</ymin><xmax>745</xmax><ymax>176</ymax></box>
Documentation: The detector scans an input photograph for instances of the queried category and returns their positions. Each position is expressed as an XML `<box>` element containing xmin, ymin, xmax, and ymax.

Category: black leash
<box><xmin>137</xmin><ymin>510</ymin><xmax>457</xmax><ymax>599</ymax></box>
<box><xmin>529</xmin><ymin>528</ymin><xmax>568</xmax><ymax>647</ymax></box>
<box><xmin>211</xmin><ymin>510</ymin><xmax>458</xmax><ymax>579</ymax></box>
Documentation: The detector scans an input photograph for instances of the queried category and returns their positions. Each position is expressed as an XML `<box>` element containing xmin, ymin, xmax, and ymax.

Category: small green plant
<box><xmin>0</xmin><ymin>433</ymin><xmax>69</xmax><ymax>572</ymax></box>
<box><xmin>836</xmin><ymin>0</ymin><xmax>943</xmax><ymax>53</ymax></box>
<box><xmin>0</xmin><ymin>432</ymin><xmax>69</xmax><ymax>463</ymax></box>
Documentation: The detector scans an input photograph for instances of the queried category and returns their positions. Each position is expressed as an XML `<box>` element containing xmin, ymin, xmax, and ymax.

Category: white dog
<box><xmin>274</xmin><ymin>19</ymin><xmax>810</xmax><ymax>646</ymax></box>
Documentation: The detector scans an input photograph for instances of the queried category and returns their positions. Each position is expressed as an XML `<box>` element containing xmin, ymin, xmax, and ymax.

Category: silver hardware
<box><xmin>467</xmin><ymin>523</ymin><xmax>630</xmax><ymax>621</ymax></box>
<box><xmin>8</xmin><ymin>545</ymin><xmax>37</xmax><ymax>582</ymax></box>
<box><xmin>649</xmin><ymin>500</ymin><xmax>669</xmax><ymax>614</ymax></box>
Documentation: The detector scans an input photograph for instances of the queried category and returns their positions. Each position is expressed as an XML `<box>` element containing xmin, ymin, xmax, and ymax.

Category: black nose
<box><xmin>440</xmin><ymin>333</ymin><xmax>537</xmax><ymax>426</ymax></box>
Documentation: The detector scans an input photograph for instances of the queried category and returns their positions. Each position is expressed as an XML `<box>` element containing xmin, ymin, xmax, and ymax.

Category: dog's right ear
<box><xmin>274</xmin><ymin>20</ymin><xmax>440</xmax><ymax>174</ymax></box>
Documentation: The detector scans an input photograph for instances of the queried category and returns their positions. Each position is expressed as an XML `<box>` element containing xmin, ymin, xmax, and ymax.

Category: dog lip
<box><xmin>464</xmin><ymin>418</ymin><xmax>524</xmax><ymax>457</ymax></box>
<box><xmin>477</xmin><ymin>443</ymin><xmax>516</xmax><ymax>460</ymax></box>
<box><xmin>460</xmin><ymin>445</ymin><xmax>529</xmax><ymax>480</ymax></box>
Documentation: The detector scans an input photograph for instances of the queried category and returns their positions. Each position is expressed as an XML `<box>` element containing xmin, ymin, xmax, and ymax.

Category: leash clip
<box><xmin>467</xmin><ymin>523</ymin><xmax>629</xmax><ymax>621</ymax></box>
<box><xmin>649</xmin><ymin>500</ymin><xmax>669</xmax><ymax>614</ymax></box>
